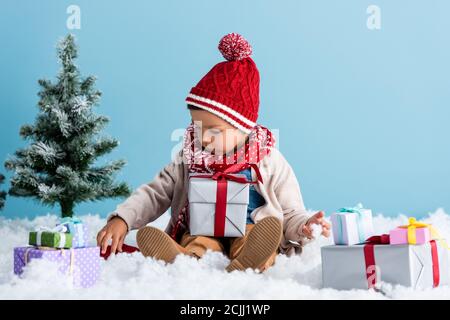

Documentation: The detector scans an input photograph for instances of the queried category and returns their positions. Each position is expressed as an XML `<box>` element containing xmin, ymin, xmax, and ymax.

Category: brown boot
<box><xmin>226</xmin><ymin>216</ymin><xmax>282</xmax><ymax>272</ymax></box>
<box><xmin>137</xmin><ymin>226</ymin><xmax>187</xmax><ymax>263</ymax></box>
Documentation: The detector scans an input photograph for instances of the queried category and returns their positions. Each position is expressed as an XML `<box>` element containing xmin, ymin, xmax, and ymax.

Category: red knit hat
<box><xmin>186</xmin><ymin>33</ymin><xmax>260</xmax><ymax>134</ymax></box>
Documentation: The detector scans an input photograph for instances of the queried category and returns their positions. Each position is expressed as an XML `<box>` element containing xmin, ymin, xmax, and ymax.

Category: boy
<box><xmin>97</xmin><ymin>33</ymin><xmax>330</xmax><ymax>272</ymax></box>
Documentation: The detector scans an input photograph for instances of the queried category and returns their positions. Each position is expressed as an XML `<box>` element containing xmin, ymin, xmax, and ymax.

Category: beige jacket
<box><xmin>108</xmin><ymin>147</ymin><xmax>312</xmax><ymax>257</ymax></box>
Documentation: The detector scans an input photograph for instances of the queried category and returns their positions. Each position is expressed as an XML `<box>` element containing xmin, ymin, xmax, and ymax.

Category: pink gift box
<box><xmin>389</xmin><ymin>227</ymin><xmax>431</xmax><ymax>245</ymax></box>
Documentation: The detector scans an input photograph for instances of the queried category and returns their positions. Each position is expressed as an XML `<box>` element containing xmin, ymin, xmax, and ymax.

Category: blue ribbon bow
<box><xmin>59</xmin><ymin>216</ymin><xmax>82</xmax><ymax>225</ymax></box>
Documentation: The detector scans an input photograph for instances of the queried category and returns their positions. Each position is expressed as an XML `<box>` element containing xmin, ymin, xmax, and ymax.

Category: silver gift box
<box><xmin>188</xmin><ymin>174</ymin><xmax>249</xmax><ymax>237</ymax></box>
<box><xmin>321</xmin><ymin>242</ymin><xmax>449</xmax><ymax>290</ymax></box>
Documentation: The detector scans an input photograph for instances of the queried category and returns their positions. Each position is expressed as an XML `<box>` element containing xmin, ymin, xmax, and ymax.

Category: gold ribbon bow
<box><xmin>398</xmin><ymin>217</ymin><xmax>449</xmax><ymax>249</ymax></box>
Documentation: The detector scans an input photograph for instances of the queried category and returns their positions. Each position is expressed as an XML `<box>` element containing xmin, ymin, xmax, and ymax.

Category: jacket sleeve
<box><xmin>272</xmin><ymin>149</ymin><xmax>313</xmax><ymax>247</ymax></box>
<box><xmin>107</xmin><ymin>152</ymin><xmax>184</xmax><ymax>231</ymax></box>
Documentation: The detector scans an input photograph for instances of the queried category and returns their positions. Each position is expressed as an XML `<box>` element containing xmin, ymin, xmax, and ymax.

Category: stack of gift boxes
<box><xmin>322</xmin><ymin>204</ymin><xmax>449</xmax><ymax>290</ymax></box>
<box><xmin>13</xmin><ymin>217</ymin><xmax>100</xmax><ymax>288</ymax></box>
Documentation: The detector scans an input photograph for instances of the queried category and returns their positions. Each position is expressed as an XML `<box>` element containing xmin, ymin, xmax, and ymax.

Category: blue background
<box><xmin>1</xmin><ymin>0</ymin><xmax>449</xmax><ymax>219</ymax></box>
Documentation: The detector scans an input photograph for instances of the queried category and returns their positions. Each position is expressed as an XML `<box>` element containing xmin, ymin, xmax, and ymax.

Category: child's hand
<box><xmin>97</xmin><ymin>216</ymin><xmax>128</xmax><ymax>255</ymax></box>
<box><xmin>301</xmin><ymin>211</ymin><xmax>331</xmax><ymax>239</ymax></box>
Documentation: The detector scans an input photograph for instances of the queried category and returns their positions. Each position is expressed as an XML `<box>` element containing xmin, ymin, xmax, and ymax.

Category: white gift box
<box><xmin>188</xmin><ymin>173</ymin><xmax>249</xmax><ymax>237</ymax></box>
<box><xmin>321</xmin><ymin>241</ymin><xmax>449</xmax><ymax>290</ymax></box>
<box><xmin>330</xmin><ymin>204</ymin><xmax>374</xmax><ymax>245</ymax></box>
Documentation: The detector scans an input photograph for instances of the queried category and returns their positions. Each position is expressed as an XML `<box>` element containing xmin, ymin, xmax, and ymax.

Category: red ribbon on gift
<box><xmin>191</xmin><ymin>163</ymin><xmax>263</xmax><ymax>237</ymax></box>
<box><xmin>430</xmin><ymin>240</ymin><xmax>440</xmax><ymax>288</ymax></box>
<box><xmin>100</xmin><ymin>244</ymin><xmax>140</xmax><ymax>260</ymax></box>
<box><xmin>363</xmin><ymin>234</ymin><xmax>390</xmax><ymax>289</ymax></box>
<box><xmin>363</xmin><ymin>234</ymin><xmax>440</xmax><ymax>289</ymax></box>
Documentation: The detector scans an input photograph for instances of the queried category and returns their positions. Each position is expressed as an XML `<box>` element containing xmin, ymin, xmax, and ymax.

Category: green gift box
<box><xmin>29</xmin><ymin>229</ymin><xmax>73</xmax><ymax>249</ymax></box>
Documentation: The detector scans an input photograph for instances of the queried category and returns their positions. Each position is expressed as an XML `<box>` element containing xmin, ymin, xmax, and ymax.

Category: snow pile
<box><xmin>1</xmin><ymin>209</ymin><xmax>450</xmax><ymax>299</ymax></box>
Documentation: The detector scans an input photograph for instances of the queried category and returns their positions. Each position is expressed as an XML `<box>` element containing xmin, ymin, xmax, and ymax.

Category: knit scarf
<box><xmin>169</xmin><ymin>123</ymin><xmax>276</xmax><ymax>241</ymax></box>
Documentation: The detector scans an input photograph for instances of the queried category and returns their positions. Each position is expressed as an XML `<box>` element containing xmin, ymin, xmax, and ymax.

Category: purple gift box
<box><xmin>14</xmin><ymin>246</ymin><xmax>100</xmax><ymax>288</ymax></box>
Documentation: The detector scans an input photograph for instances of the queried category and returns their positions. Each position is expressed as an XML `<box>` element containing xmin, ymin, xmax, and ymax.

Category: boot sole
<box><xmin>136</xmin><ymin>226</ymin><xmax>184</xmax><ymax>263</ymax></box>
<box><xmin>226</xmin><ymin>216</ymin><xmax>282</xmax><ymax>272</ymax></box>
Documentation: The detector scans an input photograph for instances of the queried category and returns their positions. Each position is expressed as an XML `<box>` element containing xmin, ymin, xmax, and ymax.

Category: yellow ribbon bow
<box><xmin>398</xmin><ymin>217</ymin><xmax>429</xmax><ymax>244</ymax></box>
<box><xmin>398</xmin><ymin>217</ymin><xmax>449</xmax><ymax>249</ymax></box>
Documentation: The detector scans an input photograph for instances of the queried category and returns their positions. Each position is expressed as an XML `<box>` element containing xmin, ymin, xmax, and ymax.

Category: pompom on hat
<box><xmin>186</xmin><ymin>33</ymin><xmax>260</xmax><ymax>134</ymax></box>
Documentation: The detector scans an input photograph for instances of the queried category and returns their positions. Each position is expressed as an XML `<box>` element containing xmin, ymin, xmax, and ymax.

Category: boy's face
<box><xmin>190</xmin><ymin>108</ymin><xmax>248</xmax><ymax>155</ymax></box>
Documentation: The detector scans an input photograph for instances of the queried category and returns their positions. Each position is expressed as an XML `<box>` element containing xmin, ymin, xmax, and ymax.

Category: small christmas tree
<box><xmin>5</xmin><ymin>34</ymin><xmax>131</xmax><ymax>217</ymax></box>
<box><xmin>0</xmin><ymin>174</ymin><xmax>6</xmax><ymax>210</ymax></box>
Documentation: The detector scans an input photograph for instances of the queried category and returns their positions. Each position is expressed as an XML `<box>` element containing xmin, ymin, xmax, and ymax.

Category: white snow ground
<box><xmin>1</xmin><ymin>209</ymin><xmax>450</xmax><ymax>299</ymax></box>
